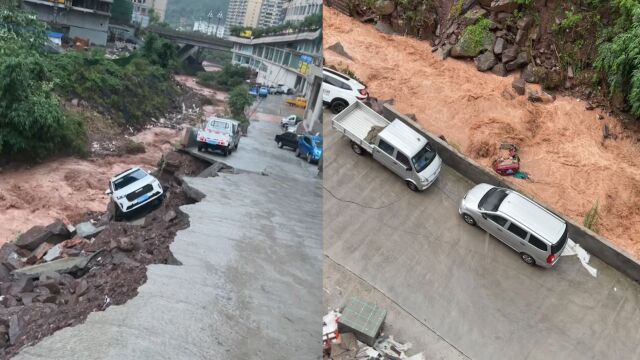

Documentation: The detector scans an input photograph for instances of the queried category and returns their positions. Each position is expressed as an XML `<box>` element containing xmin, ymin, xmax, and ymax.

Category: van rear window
<box><xmin>551</xmin><ymin>225</ymin><xmax>568</xmax><ymax>254</ymax></box>
<box><xmin>479</xmin><ymin>188</ymin><xmax>508</xmax><ymax>212</ymax></box>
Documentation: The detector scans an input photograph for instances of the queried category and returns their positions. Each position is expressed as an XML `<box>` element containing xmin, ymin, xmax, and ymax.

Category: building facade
<box><xmin>192</xmin><ymin>21</ymin><xmax>225</xmax><ymax>37</ymax></box>
<box><xmin>226</xmin><ymin>0</ymin><xmax>248</xmax><ymax>33</ymax></box>
<box><xmin>229</xmin><ymin>29</ymin><xmax>322</xmax><ymax>130</ymax></box>
<box><xmin>257</xmin><ymin>0</ymin><xmax>286</xmax><ymax>28</ymax></box>
<box><xmin>22</xmin><ymin>0</ymin><xmax>112</xmax><ymax>46</ymax></box>
<box><xmin>131</xmin><ymin>0</ymin><xmax>167</xmax><ymax>28</ymax></box>
<box><xmin>283</xmin><ymin>0</ymin><xmax>321</xmax><ymax>23</ymax></box>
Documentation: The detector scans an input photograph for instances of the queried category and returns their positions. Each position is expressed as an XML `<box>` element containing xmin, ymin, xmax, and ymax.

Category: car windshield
<box><xmin>208</xmin><ymin>120</ymin><xmax>231</xmax><ymax>132</ymax></box>
<box><xmin>411</xmin><ymin>143</ymin><xmax>436</xmax><ymax>173</ymax></box>
<box><xmin>478</xmin><ymin>187</ymin><xmax>508</xmax><ymax>211</ymax></box>
<box><xmin>551</xmin><ymin>225</ymin><xmax>568</xmax><ymax>254</ymax></box>
<box><xmin>113</xmin><ymin>169</ymin><xmax>147</xmax><ymax>190</ymax></box>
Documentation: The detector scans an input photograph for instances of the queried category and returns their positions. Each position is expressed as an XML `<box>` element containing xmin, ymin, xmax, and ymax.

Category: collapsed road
<box><xmin>11</xmin><ymin>119</ymin><xmax>322</xmax><ymax>359</ymax></box>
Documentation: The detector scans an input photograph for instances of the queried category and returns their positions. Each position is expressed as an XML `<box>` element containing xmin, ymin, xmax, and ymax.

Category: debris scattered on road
<box><xmin>492</xmin><ymin>143</ymin><xmax>520</xmax><ymax>176</ymax></box>
<box><xmin>562</xmin><ymin>239</ymin><xmax>598</xmax><ymax>277</ymax></box>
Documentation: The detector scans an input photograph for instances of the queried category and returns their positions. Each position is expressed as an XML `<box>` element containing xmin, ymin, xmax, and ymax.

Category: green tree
<box><xmin>111</xmin><ymin>0</ymin><xmax>133</xmax><ymax>24</ymax></box>
<box><xmin>595</xmin><ymin>5</ymin><xmax>640</xmax><ymax>117</ymax></box>
<box><xmin>227</xmin><ymin>85</ymin><xmax>254</xmax><ymax>123</ymax></box>
<box><xmin>142</xmin><ymin>32</ymin><xmax>178</xmax><ymax>69</ymax></box>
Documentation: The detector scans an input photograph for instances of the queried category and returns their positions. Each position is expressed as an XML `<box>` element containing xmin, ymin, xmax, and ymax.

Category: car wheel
<box><xmin>278</xmin><ymin>141</ymin><xmax>284</xmax><ymax>148</ymax></box>
<box><xmin>114</xmin><ymin>204</ymin><xmax>123</xmax><ymax>222</ymax></box>
<box><xmin>197</xmin><ymin>145</ymin><xmax>203</xmax><ymax>152</ymax></box>
<box><xmin>351</xmin><ymin>142</ymin><xmax>364</xmax><ymax>155</ymax></box>
<box><xmin>331</xmin><ymin>100</ymin><xmax>348</xmax><ymax>114</ymax></box>
<box><xmin>520</xmin><ymin>253</ymin><xmax>536</xmax><ymax>266</ymax></box>
<box><xmin>307</xmin><ymin>153</ymin><xmax>312</xmax><ymax>163</ymax></box>
<box><xmin>235</xmin><ymin>143</ymin><xmax>239</xmax><ymax>150</ymax></box>
<box><xmin>406</xmin><ymin>180</ymin><xmax>419</xmax><ymax>192</ymax></box>
<box><xmin>462</xmin><ymin>213</ymin><xmax>476</xmax><ymax>226</ymax></box>
<box><xmin>223</xmin><ymin>148</ymin><xmax>229</xmax><ymax>156</ymax></box>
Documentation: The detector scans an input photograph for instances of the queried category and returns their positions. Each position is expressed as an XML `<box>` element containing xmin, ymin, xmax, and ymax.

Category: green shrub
<box><xmin>583</xmin><ymin>201</ymin><xmax>600</xmax><ymax>233</ymax></box>
<box><xmin>595</xmin><ymin>6</ymin><xmax>640</xmax><ymax>117</ymax></box>
<box><xmin>458</xmin><ymin>17</ymin><xmax>493</xmax><ymax>56</ymax></box>
<box><xmin>515</xmin><ymin>0</ymin><xmax>533</xmax><ymax>5</ymax></box>
<box><xmin>557</xmin><ymin>11</ymin><xmax>583</xmax><ymax>31</ymax></box>
<box><xmin>451</xmin><ymin>0</ymin><xmax>464</xmax><ymax>17</ymax></box>
<box><xmin>197</xmin><ymin>64</ymin><xmax>251</xmax><ymax>90</ymax></box>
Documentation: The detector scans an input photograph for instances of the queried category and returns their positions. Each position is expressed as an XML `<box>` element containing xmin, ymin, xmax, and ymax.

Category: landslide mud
<box><xmin>324</xmin><ymin>7</ymin><xmax>640</xmax><ymax>258</ymax></box>
<box><xmin>0</xmin><ymin>128</ymin><xmax>180</xmax><ymax>245</ymax></box>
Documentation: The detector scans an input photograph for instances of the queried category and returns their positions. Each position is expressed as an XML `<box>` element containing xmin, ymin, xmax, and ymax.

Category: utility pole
<box><xmin>217</xmin><ymin>11</ymin><xmax>223</xmax><ymax>37</ymax></box>
<box><xmin>207</xmin><ymin>10</ymin><xmax>214</xmax><ymax>36</ymax></box>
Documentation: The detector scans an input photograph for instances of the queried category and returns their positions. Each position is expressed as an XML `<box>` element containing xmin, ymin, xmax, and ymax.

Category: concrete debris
<box><xmin>74</xmin><ymin>279</ymin><xmax>89</xmax><ymax>297</ymax></box>
<box><xmin>27</xmin><ymin>242</ymin><xmax>54</xmax><ymax>265</ymax></box>
<box><xmin>45</xmin><ymin>219</ymin><xmax>74</xmax><ymax>242</ymax></box>
<box><xmin>8</xmin><ymin>277</ymin><xmax>34</xmax><ymax>296</ymax></box>
<box><xmin>3</xmin><ymin>252</ymin><xmax>24</xmax><ymax>271</ymax></box>
<box><xmin>8</xmin><ymin>316</ymin><xmax>21</xmax><ymax>345</ymax></box>
<box><xmin>163</xmin><ymin>210</ymin><xmax>177</xmax><ymax>223</ymax></box>
<box><xmin>13</xmin><ymin>256</ymin><xmax>92</xmax><ymax>279</ymax></box>
<box><xmin>43</xmin><ymin>244</ymin><xmax>63</xmax><ymax>262</ymax></box>
<box><xmin>76</xmin><ymin>222</ymin><xmax>106</xmax><ymax>239</ymax></box>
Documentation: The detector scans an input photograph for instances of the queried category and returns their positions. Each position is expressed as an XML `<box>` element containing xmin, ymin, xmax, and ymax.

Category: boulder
<box><xmin>527</xmin><ymin>90</ymin><xmax>543</xmax><ymax>102</ymax></box>
<box><xmin>475</xmin><ymin>51</ymin><xmax>498</xmax><ymax>72</ymax></box>
<box><xmin>494</xmin><ymin>12</ymin><xmax>513</xmax><ymax>24</ymax></box>
<box><xmin>512</xmin><ymin>78</ymin><xmax>526</xmax><ymax>95</ymax></box>
<box><xmin>502</xmin><ymin>45</ymin><xmax>519</xmax><ymax>63</ymax></box>
<box><xmin>517</xmin><ymin>15</ymin><xmax>534</xmax><ymax>31</ymax></box>
<box><xmin>117</xmin><ymin>237</ymin><xmax>135</xmax><ymax>252</ymax></box>
<box><xmin>45</xmin><ymin>219</ymin><xmax>73</xmax><ymax>243</ymax></box>
<box><xmin>506</xmin><ymin>52</ymin><xmax>528</xmax><ymax>71</ymax></box>
<box><xmin>15</xmin><ymin>226</ymin><xmax>53</xmax><ymax>251</ymax></box>
<box><xmin>3</xmin><ymin>252</ymin><xmax>24</xmax><ymax>271</ymax></box>
<box><xmin>515</xmin><ymin>29</ymin><xmax>527</xmax><ymax>45</ymax></box>
<box><xmin>464</xmin><ymin>6</ymin><xmax>488</xmax><ymax>24</ymax></box>
<box><xmin>38</xmin><ymin>280</ymin><xmax>61</xmax><ymax>295</ymax></box>
<box><xmin>478</xmin><ymin>0</ymin><xmax>493</xmax><ymax>7</ymax></box>
<box><xmin>493</xmin><ymin>37</ymin><xmax>505</xmax><ymax>55</ymax></box>
<box><xmin>20</xmin><ymin>292</ymin><xmax>38</xmax><ymax>306</ymax></box>
<box><xmin>375</xmin><ymin>20</ymin><xmax>396</xmax><ymax>35</ymax></box>
<box><xmin>373</xmin><ymin>0</ymin><xmax>395</xmax><ymax>15</ymax></box>
<box><xmin>492</xmin><ymin>63</ymin><xmax>508</xmax><ymax>77</ymax></box>
<box><xmin>490</xmin><ymin>0</ymin><xmax>518</xmax><ymax>13</ymax></box>
<box><xmin>327</xmin><ymin>42</ymin><xmax>354</xmax><ymax>60</ymax></box>
<box><xmin>8</xmin><ymin>277</ymin><xmax>34</xmax><ymax>296</ymax></box>
<box><xmin>522</xmin><ymin>64</ymin><xmax>538</xmax><ymax>83</ymax></box>
<box><xmin>74</xmin><ymin>279</ymin><xmax>89</xmax><ymax>297</ymax></box>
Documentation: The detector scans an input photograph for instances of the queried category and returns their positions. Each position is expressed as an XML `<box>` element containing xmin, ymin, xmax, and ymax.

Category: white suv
<box><xmin>106</xmin><ymin>167</ymin><xmax>164</xmax><ymax>220</ymax></box>
<box><xmin>322</xmin><ymin>67</ymin><xmax>368</xmax><ymax>114</ymax></box>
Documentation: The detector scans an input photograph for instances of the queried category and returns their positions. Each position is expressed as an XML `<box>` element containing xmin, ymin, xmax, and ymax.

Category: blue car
<box><xmin>296</xmin><ymin>135</ymin><xmax>322</xmax><ymax>163</ymax></box>
<box><xmin>249</xmin><ymin>86</ymin><xmax>258</xmax><ymax>96</ymax></box>
<box><xmin>258</xmin><ymin>86</ymin><xmax>268</xmax><ymax>97</ymax></box>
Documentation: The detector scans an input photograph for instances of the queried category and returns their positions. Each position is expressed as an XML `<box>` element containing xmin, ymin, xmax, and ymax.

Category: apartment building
<box><xmin>131</xmin><ymin>0</ymin><xmax>167</xmax><ymax>28</ymax></box>
<box><xmin>283</xmin><ymin>0</ymin><xmax>321</xmax><ymax>23</ymax></box>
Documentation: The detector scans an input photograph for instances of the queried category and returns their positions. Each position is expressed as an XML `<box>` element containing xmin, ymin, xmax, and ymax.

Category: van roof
<box><xmin>323</xmin><ymin>67</ymin><xmax>365</xmax><ymax>88</ymax></box>
<box><xmin>378</xmin><ymin>119</ymin><xmax>426</xmax><ymax>156</ymax></box>
<box><xmin>499</xmin><ymin>191</ymin><xmax>566</xmax><ymax>243</ymax></box>
<box><xmin>207</xmin><ymin>117</ymin><xmax>240</xmax><ymax>126</ymax></box>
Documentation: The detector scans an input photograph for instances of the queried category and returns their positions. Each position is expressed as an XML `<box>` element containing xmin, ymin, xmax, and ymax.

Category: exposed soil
<box><xmin>324</xmin><ymin>7</ymin><xmax>640</xmax><ymax>258</ymax></box>
<box><xmin>0</xmin><ymin>152</ymin><xmax>213</xmax><ymax>359</ymax></box>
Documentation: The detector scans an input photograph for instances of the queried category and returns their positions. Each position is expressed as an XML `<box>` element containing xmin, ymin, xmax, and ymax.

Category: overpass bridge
<box><xmin>147</xmin><ymin>25</ymin><xmax>234</xmax><ymax>61</ymax></box>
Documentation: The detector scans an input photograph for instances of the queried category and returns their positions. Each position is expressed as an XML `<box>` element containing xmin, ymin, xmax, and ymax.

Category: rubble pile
<box><xmin>0</xmin><ymin>152</ymin><xmax>213</xmax><ymax>358</ymax></box>
<box><xmin>324</xmin><ymin>298</ymin><xmax>425</xmax><ymax>360</ymax></box>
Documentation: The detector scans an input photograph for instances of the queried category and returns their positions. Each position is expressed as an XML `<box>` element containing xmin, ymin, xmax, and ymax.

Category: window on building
<box><xmin>283</xmin><ymin>52</ymin><xmax>291</xmax><ymax>66</ymax></box>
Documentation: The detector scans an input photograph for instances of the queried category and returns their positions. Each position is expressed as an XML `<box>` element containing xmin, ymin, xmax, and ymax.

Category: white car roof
<box><xmin>323</xmin><ymin>67</ymin><xmax>365</xmax><ymax>89</ymax></box>
<box><xmin>499</xmin><ymin>191</ymin><xmax>566</xmax><ymax>242</ymax></box>
<box><xmin>378</xmin><ymin>120</ymin><xmax>427</xmax><ymax>157</ymax></box>
<box><xmin>207</xmin><ymin>117</ymin><xmax>240</xmax><ymax>126</ymax></box>
<box><xmin>111</xmin><ymin>167</ymin><xmax>144</xmax><ymax>182</ymax></box>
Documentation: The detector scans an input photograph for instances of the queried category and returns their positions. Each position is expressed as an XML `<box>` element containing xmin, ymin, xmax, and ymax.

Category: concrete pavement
<box><xmin>14</xmin><ymin>119</ymin><xmax>322</xmax><ymax>359</ymax></box>
<box><xmin>323</xmin><ymin>111</ymin><xmax>640</xmax><ymax>360</ymax></box>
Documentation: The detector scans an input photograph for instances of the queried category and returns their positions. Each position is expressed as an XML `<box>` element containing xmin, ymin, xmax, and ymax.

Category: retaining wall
<box><xmin>382</xmin><ymin>104</ymin><xmax>640</xmax><ymax>282</ymax></box>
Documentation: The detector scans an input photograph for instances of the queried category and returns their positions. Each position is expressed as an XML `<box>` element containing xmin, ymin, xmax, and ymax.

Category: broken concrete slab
<box><xmin>45</xmin><ymin>219</ymin><xmax>73</xmax><ymax>243</ymax></box>
<box><xmin>12</xmin><ymin>256</ymin><xmax>92</xmax><ymax>279</ymax></box>
<box><xmin>27</xmin><ymin>242</ymin><xmax>54</xmax><ymax>265</ymax></box>
<box><xmin>182</xmin><ymin>181</ymin><xmax>206</xmax><ymax>202</ymax></box>
<box><xmin>43</xmin><ymin>244</ymin><xmax>63</xmax><ymax>262</ymax></box>
<box><xmin>75</xmin><ymin>222</ymin><xmax>106</xmax><ymax>239</ymax></box>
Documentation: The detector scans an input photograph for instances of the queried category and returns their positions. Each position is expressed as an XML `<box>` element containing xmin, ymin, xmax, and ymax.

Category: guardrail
<box><xmin>382</xmin><ymin>104</ymin><xmax>640</xmax><ymax>282</ymax></box>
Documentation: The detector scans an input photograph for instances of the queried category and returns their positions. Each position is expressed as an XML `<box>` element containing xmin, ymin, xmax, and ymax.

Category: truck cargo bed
<box><xmin>331</xmin><ymin>101</ymin><xmax>390</xmax><ymax>153</ymax></box>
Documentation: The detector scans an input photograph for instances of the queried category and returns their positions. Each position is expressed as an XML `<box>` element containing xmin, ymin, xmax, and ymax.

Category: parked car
<box><xmin>459</xmin><ymin>184</ymin><xmax>570</xmax><ymax>267</ymax></box>
<box><xmin>106</xmin><ymin>167</ymin><xmax>164</xmax><ymax>220</ymax></box>
<box><xmin>196</xmin><ymin>117</ymin><xmax>241</xmax><ymax>156</ymax></box>
<box><xmin>281</xmin><ymin>115</ymin><xmax>303</xmax><ymax>129</ymax></box>
<box><xmin>332</xmin><ymin>101</ymin><xmax>442</xmax><ymax>192</ymax></box>
<box><xmin>322</xmin><ymin>67</ymin><xmax>369</xmax><ymax>114</ymax></box>
<box><xmin>259</xmin><ymin>86</ymin><xmax>268</xmax><ymax>97</ymax></box>
<box><xmin>249</xmin><ymin>86</ymin><xmax>258</xmax><ymax>96</ymax></box>
<box><xmin>277</xmin><ymin>84</ymin><xmax>293</xmax><ymax>95</ymax></box>
<box><xmin>274</xmin><ymin>131</ymin><xmax>299</xmax><ymax>150</ymax></box>
<box><xmin>296</xmin><ymin>135</ymin><xmax>323</xmax><ymax>163</ymax></box>
<box><xmin>268</xmin><ymin>86</ymin><xmax>278</xmax><ymax>94</ymax></box>
<box><xmin>286</xmin><ymin>97</ymin><xmax>307</xmax><ymax>108</ymax></box>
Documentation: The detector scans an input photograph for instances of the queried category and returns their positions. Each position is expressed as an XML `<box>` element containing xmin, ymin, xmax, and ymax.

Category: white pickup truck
<box><xmin>332</xmin><ymin>101</ymin><xmax>442</xmax><ymax>191</ymax></box>
<box><xmin>196</xmin><ymin>117</ymin><xmax>241</xmax><ymax>156</ymax></box>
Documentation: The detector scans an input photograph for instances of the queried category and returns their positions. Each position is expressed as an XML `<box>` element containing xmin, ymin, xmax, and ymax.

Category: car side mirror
<box><xmin>105</xmin><ymin>189</ymin><xmax>112</xmax><ymax>195</ymax></box>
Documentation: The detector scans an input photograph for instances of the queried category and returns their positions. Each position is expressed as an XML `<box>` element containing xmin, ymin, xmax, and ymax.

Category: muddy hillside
<box><xmin>323</xmin><ymin>6</ymin><xmax>640</xmax><ymax>258</ymax></box>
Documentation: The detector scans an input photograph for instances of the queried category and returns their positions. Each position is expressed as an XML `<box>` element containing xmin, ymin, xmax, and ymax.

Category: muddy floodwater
<box><xmin>324</xmin><ymin>7</ymin><xmax>640</xmax><ymax>258</ymax></box>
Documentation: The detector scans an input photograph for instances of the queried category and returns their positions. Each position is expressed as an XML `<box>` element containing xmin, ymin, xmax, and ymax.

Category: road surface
<box><xmin>323</xmin><ymin>111</ymin><xmax>640</xmax><ymax>360</ymax></box>
<box><xmin>15</xmin><ymin>120</ymin><xmax>322</xmax><ymax>359</ymax></box>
